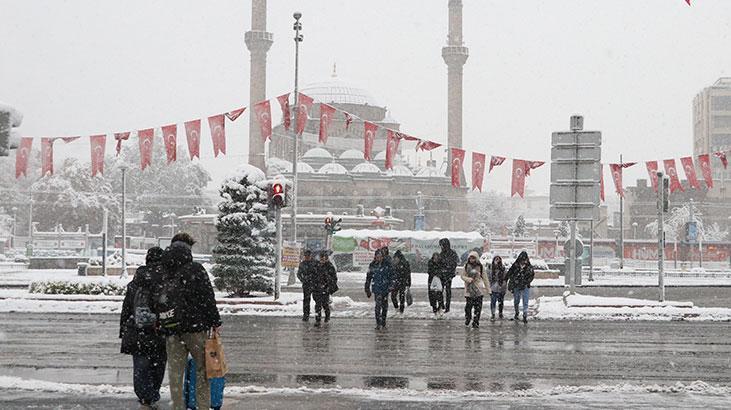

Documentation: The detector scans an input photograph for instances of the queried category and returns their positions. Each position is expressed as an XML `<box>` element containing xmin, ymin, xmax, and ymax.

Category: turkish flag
<box><xmin>511</xmin><ymin>159</ymin><xmax>527</xmax><ymax>198</ymax></box>
<box><xmin>253</xmin><ymin>100</ymin><xmax>272</xmax><ymax>141</ymax></box>
<box><xmin>208</xmin><ymin>114</ymin><xmax>226</xmax><ymax>157</ymax></box>
<box><xmin>698</xmin><ymin>154</ymin><xmax>713</xmax><ymax>189</ymax></box>
<box><xmin>138</xmin><ymin>128</ymin><xmax>155</xmax><ymax>171</ymax></box>
<box><xmin>646</xmin><ymin>161</ymin><xmax>659</xmax><ymax>192</ymax></box>
<box><xmin>715</xmin><ymin>151</ymin><xmax>728</xmax><ymax>169</ymax></box>
<box><xmin>385</xmin><ymin>130</ymin><xmax>401</xmax><ymax>169</ymax></box>
<box><xmin>416</xmin><ymin>140</ymin><xmax>442</xmax><ymax>151</ymax></box>
<box><xmin>489</xmin><ymin>155</ymin><xmax>506</xmax><ymax>173</ymax></box>
<box><xmin>296</xmin><ymin>93</ymin><xmax>314</xmax><ymax>135</ymax></box>
<box><xmin>399</xmin><ymin>133</ymin><xmax>419</xmax><ymax>142</ymax></box>
<box><xmin>161</xmin><ymin>124</ymin><xmax>177</xmax><ymax>163</ymax></box>
<box><xmin>114</xmin><ymin>132</ymin><xmax>130</xmax><ymax>156</ymax></box>
<box><xmin>472</xmin><ymin>152</ymin><xmax>486</xmax><ymax>192</ymax></box>
<box><xmin>184</xmin><ymin>119</ymin><xmax>201</xmax><ymax>159</ymax></box>
<box><xmin>663</xmin><ymin>159</ymin><xmax>684</xmax><ymax>193</ymax></box>
<box><xmin>276</xmin><ymin>93</ymin><xmax>291</xmax><ymax>131</ymax></box>
<box><xmin>15</xmin><ymin>137</ymin><xmax>32</xmax><ymax>178</ymax></box>
<box><xmin>60</xmin><ymin>137</ymin><xmax>80</xmax><ymax>144</ymax></box>
<box><xmin>525</xmin><ymin>161</ymin><xmax>545</xmax><ymax>176</ymax></box>
<box><xmin>319</xmin><ymin>104</ymin><xmax>336</xmax><ymax>145</ymax></box>
<box><xmin>680</xmin><ymin>156</ymin><xmax>700</xmax><ymax>190</ymax></box>
<box><xmin>609</xmin><ymin>164</ymin><xmax>625</xmax><ymax>197</ymax></box>
<box><xmin>41</xmin><ymin>137</ymin><xmax>54</xmax><ymax>176</ymax></box>
<box><xmin>363</xmin><ymin>121</ymin><xmax>378</xmax><ymax>161</ymax></box>
<box><xmin>225</xmin><ymin>107</ymin><xmax>246</xmax><ymax>122</ymax></box>
<box><xmin>451</xmin><ymin>148</ymin><xmax>465</xmax><ymax>188</ymax></box>
<box><xmin>89</xmin><ymin>134</ymin><xmax>106</xmax><ymax>176</ymax></box>
<box><xmin>600</xmin><ymin>163</ymin><xmax>605</xmax><ymax>202</ymax></box>
<box><xmin>344</xmin><ymin>111</ymin><xmax>353</xmax><ymax>131</ymax></box>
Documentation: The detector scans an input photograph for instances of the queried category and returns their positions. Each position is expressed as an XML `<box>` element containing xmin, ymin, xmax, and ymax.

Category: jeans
<box><xmin>166</xmin><ymin>332</ymin><xmax>209</xmax><ymax>410</ymax></box>
<box><xmin>313</xmin><ymin>290</ymin><xmax>330</xmax><ymax>321</ymax></box>
<box><xmin>302</xmin><ymin>286</ymin><xmax>312</xmax><ymax>318</ymax></box>
<box><xmin>132</xmin><ymin>354</ymin><xmax>166</xmax><ymax>404</ymax></box>
<box><xmin>374</xmin><ymin>293</ymin><xmax>389</xmax><ymax>327</ymax></box>
<box><xmin>443</xmin><ymin>277</ymin><xmax>453</xmax><ymax>311</ymax></box>
<box><xmin>391</xmin><ymin>287</ymin><xmax>406</xmax><ymax>312</ymax></box>
<box><xmin>513</xmin><ymin>288</ymin><xmax>530</xmax><ymax>316</ymax></box>
<box><xmin>490</xmin><ymin>292</ymin><xmax>505</xmax><ymax>315</ymax></box>
<box><xmin>428</xmin><ymin>290</ymin><xmax>444</xmax><ymax>313</ymax></box>
<box><xmin>465</xmin><ymin>296</ymin><xmax>483</xmax><ymax>327</ymax></box>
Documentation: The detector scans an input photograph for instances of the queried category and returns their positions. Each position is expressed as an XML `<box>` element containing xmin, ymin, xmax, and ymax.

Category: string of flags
<box><xmin>12</xmin><ymin>90</ymin><xmax>730</xmax><ymax>200</ymax></box>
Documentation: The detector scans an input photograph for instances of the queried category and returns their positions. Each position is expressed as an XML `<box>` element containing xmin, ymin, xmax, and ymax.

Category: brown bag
<box><xmin>205</xmin><ymin>331</ymin><xmax>228</xmax><ymax>379</ymax></box>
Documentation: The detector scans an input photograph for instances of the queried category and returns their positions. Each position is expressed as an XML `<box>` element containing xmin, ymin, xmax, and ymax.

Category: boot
<box><xmin>514</xmin><ymin>312</ymin><xmax>519</xmax><ymax>321</ymax></box>
<box><xmin>315</xmin><ymin>315</ymin><xmax>322</xmax><ymax>327</ymax></box>
<box><xmin>490</xmin><ymin>313</ymin><xmax>495</xmax><ymax>322</ymax></box>
<box><xmin>302</xmin><ymin>314</ymin><xmax>309</xmax><ymax>322</ymax></box>
<box><xmin>522</xmin><ymin>314</ymin><xmax>528</xmax><ymax>323</ymax></box>
<box><xmin>324</xmin><ymin>312</ymin><xmax>330</xmax><ymax>323</ymax></box>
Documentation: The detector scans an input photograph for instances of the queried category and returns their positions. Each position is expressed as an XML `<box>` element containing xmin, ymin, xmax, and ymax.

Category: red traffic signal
<box><xmin>270</xmin><ymin>182</ymin><xmax>285</xmax><ymax>207</ymax></box>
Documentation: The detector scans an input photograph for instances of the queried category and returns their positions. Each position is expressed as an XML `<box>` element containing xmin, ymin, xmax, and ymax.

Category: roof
<box><xmin>300</xmin><ymin>74</ymin><xmax>381</xmax><ymax>107</ymax></box>
<box><xmin>415</xmin><ymin>166</ymin><xmax>443</xmax><ymax>178</ymax></box>
<box><xmin>339</xmin><ymin>149</ymin><xmax>365</xmax><ymax>160</ymax></box>
<box><xmin>351</xmin><ymin>162</ymin><xmax>381</xmax><ymax>174</ymax></box>
<box><xmin>318</xmin><ymin>163</ymin><xmax>349</xmax><ymax>175</ymax></box>
<box><xmin>302</xmin><ymin>147</ymin><xmax>333</xmax><ymax>159</ymax></box>
<box><xmin>388</xmin><ymin>165</ymin><xmax>414</xmax><ymax>177</ymax></box>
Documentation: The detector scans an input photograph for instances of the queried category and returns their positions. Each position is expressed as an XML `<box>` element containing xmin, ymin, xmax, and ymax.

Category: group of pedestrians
<box><xmin>119</xmin><ymin>233</ymin><xmax>222</xmax><ymax>410</ymax></box>
<box><xmin>296</xmin><ymin>249</ymin><xmax>338</xmax><ymax>326</ymax></box>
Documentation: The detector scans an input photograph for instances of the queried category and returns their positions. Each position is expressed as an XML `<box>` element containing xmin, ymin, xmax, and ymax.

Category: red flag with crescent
<box><xmin>208</xmin><ymin>114</ymin><xmax>226</xmax><ymax>157</ymax></box>
<box><xmin>416</xmin><ymin>140</ymin><xmax>442</xmax><ymax>151</ymax></box>
<box><xmin>138</xmin><ymin>128</ymin><xmax>155</xmax><ymax>171</ymax></box>
<box><xmin>609</xmin><ymin>164</ymin><xmax>624</xmax><ymax>197</ymax></box>
<box><xmin>680</xmin><ymin>156</ymin><xmax>700</xmax><ymax>190</ymax></box>
<box><xmin>489</xmin><ymin>155</ymin><xmax>506</xmax><ymax>173</ymax></box>
<box><xmin>525</xmin><ymin>161</ymin><xmax>545</xmax><ymax>176</ymax></box>
<box><xmin>344</xmin><ymin>111</ymin><xmax>353</xmax><ymax>131</ymax></box>
<box><xmin>715</xmin><ymin>151</ymin><xmax>728</xmax><ymax>169</ymax></box>
<box><xmin>363</xmin><ymin>121</ymin><xmax>378</xmax><ymax>161</ymax></box>
<box><xmin>253</xmin><ymin>100</ymin><xmax>272</xmax><ymax>141</ymax></box>
<box><xmin>161</xmin><ymin>124</ymin><xmax>177</xmax><ymax>163</ymax></box>
<box><xmin>296</xmin><ymin>93</ymin><xmax>314</xmax><ymax>135</ymax></box>
<box><xmin>184</xmin><ymin>120</ymin><xmax>201</xmax><ymax>160</ymax></box>
<box><xmin>663</xmin><ymin>159</ymin><xmax>684</xmax><ymax>193</ymax></box>
<box><xmin>385</xmin><ymin>130</ymin><xmax>401</xmax><ymax>169</ymax></box>
<box><xmin>225</xmin><ymin>107</ymin><xmax>246</xmax><ymax>122</ymax></box>
<box><xmin>15</xmin><ymin>137</ymin><xmax>32</xmax><ymax>178</ymax></box>
<box><xmin>472</xmin><ymin>152</ymin><xmax>486</xmax><ymax>192</ymax></box>
<box><xmin>276</xmin><ymin>93</ymin><xmax>291</xmax><ymax>131</ymax></box>
<box><xmin>451</xmin><ymin>148</ymin><xmax>465</xmax><ymax>188</ymax></box>
<box><xmin>698</xmin><ymin>154</ymin><xmax>713</xmax><ymax>189</ymax></box>
<box><xmin>511</xmin><ymin>159</ymin><xmax>527</xmax><ymax>197</ymax></box>
<box><xmin>319</xmin><ymin>104</ymin><xmax>335</xmax><ymax>145</ymax></box>
<box><xmin>41</xmin><ymin>137</ymin><xmax>55</xmax><ymax>176</ymax></box>
<box><xmin>114</xmin><ymin>132</ymin><xmax>130</xmax><ymax>156</ymax></box>
<box><xmin>646</xmin><ymin>161</ymin><xmax>659</xmax><ymax>192</ymax></box>
<box><xmin>89</xmin><ymin>134</ymin><xmax>106</xmax><ymax>176</ymax></box>
<box><xmin>600</xmin><ymin>163</ymin><xmax>605</xmax><ymax>202</ymax></box>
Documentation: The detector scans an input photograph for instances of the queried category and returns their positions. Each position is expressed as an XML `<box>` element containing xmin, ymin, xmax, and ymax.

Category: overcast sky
<box><xmin>2</xmin><ymin>0</ymin><xmax>729</xmax><ymax>196</ymax></box>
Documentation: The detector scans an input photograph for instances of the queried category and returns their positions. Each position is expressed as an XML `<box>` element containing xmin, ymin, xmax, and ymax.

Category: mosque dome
<box><xmin>388</xmin><ymin>165</ymin><xmax>414</xmax><ymax>177</ymax></box>
<box><xmin>297</xmin><ymin>162</ymin><xmax>315</xmax><ymax>173</ymax></box>
<box><xmin>339</xmin><ymin>149</ymin><xmax>365</xmax><ymax>160</ymax></box>
<box><xmin>374</xmin><ymin>151</ymin><xmax>387</xmax><ymax>161</ymax></box>
<box><xmin>302</xmin><ymin>147</ymin><xmax>333</xmax><ymax>160</ymax></box>
<box><xmin>318</xmin><ymin>163</ymin><xmax>349</xmax><ymax>175</ymax></box>
<box><xmin>351</xmin><ymin>162</ymin><xmax>381</xmax><ymax>174</ymax></box>
<box><xmin>416</xmin><ymin>166</ymin><xmax>443</xmax><ymax>178</ymax></box>
<box><xmin>266</xmin><ymin>158</ymin><xmax>314</xmax><ymax>174</ymax></box>
<box><xmin>300</xmin><ymin>70</ymin><xmax>381</xmax><ymax>107</ymax></box>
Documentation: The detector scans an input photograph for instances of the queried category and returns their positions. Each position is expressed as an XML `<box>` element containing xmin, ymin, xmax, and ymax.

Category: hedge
<box><xmin>29</xmin><ymin>280</ymin><xmax>127</xmax><ymax>296</ymax></box>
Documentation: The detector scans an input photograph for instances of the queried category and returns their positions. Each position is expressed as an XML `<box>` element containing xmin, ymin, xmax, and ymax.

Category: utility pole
<box><xmin>619</xmin><ymin>154</ymin><xmax>624</xmax><ymax>270</ymax></box>
<box><xmin>274</xmin><ymin>205</ymin><xmax>282</xmax><ymax>300</ymax></box>
<box><xmin>120</xmin><ymin>166</ymin><xmax>128</xmax><ymax>278</ymax></box>
<box><xmin>657</xmin><ymin>171</ymin><xmax>666</xmax><ymax>302</ymax></box>
<box><xmin>102</xmin><ymin>208</ymin><xmax>108</xmax><ymax>277</ymax></box>
<box><xmin>290</xmin><ymin>12</ymin><xmax>303</xmax><ymax>243</ymax></box>
<box><xmin>589</xmin><ymin>220</ymin><xmax>594</xmax><ymax>282</ymax></box>
<box><xmin>27</xmin><ymin>192</ymin><xmax>33</xmax><ymax>256</ymax></box>
<box><xmin>689</xmin><ymin>198</ymin><xmax>694</xmax><ymax>268</ymax></box>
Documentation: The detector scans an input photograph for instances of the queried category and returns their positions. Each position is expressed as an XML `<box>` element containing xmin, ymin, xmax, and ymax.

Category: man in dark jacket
<box><xmin>365</xmin><ymin>249</ymin><xmax>395</xmax><ymax>330</ymax></box>
<box><xmin>506</xmin><ymin>251</ymin><xmax>535</xmax><ymax>323</ymax></box>
<box><xmin>296</xmin><ymin>249</ymin><xmax>318</xmax><ymax>322</ymax></box>
<box><xmin>158</xmin><ymin>233</ymin><xmax>221</xmax><ymax>410</ymax></box>
<box><xmin>390</xmin><ymin>250</ymin><xmax>411</xmax><ymax>314</ymax></box>
<box><xmin>312</xmin><ymin>251</ymin><xmax>337</xmax><ymax>326</ymax></box>
<box><xmin>438</xmin><ymin>238</ymin><xmax>459</xmax><ymax>313</ymax></box>
<box><xmin>120</xmin><ymin>246</ymin><xmax>167</xmax><ymax>408</ymax></box>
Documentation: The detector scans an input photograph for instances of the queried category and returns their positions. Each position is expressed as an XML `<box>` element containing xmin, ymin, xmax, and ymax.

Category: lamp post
<box><xmin>553</xmin><ymin>229</ymin><xmax>560</xmax><ymax>260</ymax></box>
<box><xmin>290</xmin><ymin>12</ymin><xmax>303</xmax><ymax>243</ymax></box>
<box><xmin>632</xmin><ymin>222</ymin><xmax>638</xmax><ymax>240</ymax></box>
<box><xmin>120</xmin><ymin>165</ymin><xmax>128</xmax><ymax>278</ymax></box>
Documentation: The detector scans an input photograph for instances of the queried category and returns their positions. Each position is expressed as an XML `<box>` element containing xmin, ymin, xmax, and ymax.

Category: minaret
<box><xmin>245</xmin><ymin>0</ymin><xmax>273</xmax><ymax>171</ymax></box>
<box><xmin>441</xmin><ymin>0</ymin><xmax>468</xmax><ymax>178</ymax></box>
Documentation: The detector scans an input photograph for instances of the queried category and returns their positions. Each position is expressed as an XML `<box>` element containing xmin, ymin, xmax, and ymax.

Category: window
<box><xmin>711</xmin><ymin>95</ymin><xmax>731</xmax><ymax>111</ymax></box>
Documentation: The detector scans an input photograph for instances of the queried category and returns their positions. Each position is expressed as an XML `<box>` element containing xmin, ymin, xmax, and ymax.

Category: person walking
<box><xmin>156</xmin><ymin>233</ymin><xmax>222</xmax><ymax>410</ymax></box>
<box><xmin>427</xmin><ymin>252</ymin><xmax>444</xmax><ymax>317</ymax></box>
<box><xmin>507</xmin><ymin>251</ymin><xmax>535</xmax><ymax>323</ymax></box>
<box><xmin>460</xmin><ymin>251</ymin><xmax>489</xmax><ymax>329</ymax></box>
<box><xmin>312</xmin><ymin>250</ymin><xmax>338</xmax><ymax>326</ymax></box>
<box><xmin>390</xmin><ymin>250</ymin><xmax>411</xmax><ymax>315</ymax></box>
<box><xmin>365</xmin><ymin>249</ymin><xmax>395</xmax><ymax>330</ymax></box>
<box><xmin>488</xmin><ymin>255</ymin><xmax>507</xmax><ymax>321</ymax></box>
<box><xmin>296</xmin><ymin>249</ymin><xmax>318</xmax><ymax>322</ymax></box>
<box><xmin>438</xmin><ymin>238</ymin><xmax>459</xmax><ymax>313</ymax></box>
<box><xmin>120</xmin><ymin>247</ymin><xmax>167</xmax><ymax>409</ymax></box>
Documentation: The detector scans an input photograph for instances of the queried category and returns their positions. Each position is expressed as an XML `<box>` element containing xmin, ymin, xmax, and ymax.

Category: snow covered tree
<box><xmin>211</xmin><ymin>165</ymin><xmax>275</xmax><ymax>296</ymax></box>
<box><xmin>644</xmin><ymin>203</ymin><xmax>728</xmax><ymax>242</ymax></box>
<box><xmin>513</xmin><ymin>215</ymin><xmax>526</xmax><ymax>237</ymax></box>
<box><xmin>467</xmin><ymin>191</ymin><xmax>513</xmax><ymax>234</ymax></box>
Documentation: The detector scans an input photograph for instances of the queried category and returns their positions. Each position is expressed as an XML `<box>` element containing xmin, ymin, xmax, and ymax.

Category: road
<box><xmin>1</xmin><ymin>313</ymin><xmax>730</xmax><ymax>408</ymax></box>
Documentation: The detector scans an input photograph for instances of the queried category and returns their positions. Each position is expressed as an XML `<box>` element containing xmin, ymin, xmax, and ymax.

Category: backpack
<box><xmin>133</xmin><ymin>286</ymin><xmax>157</xmax><ymax>329</ymax></box>
<box><xmin>153</xmin><ymin>273</ymin><xmax>185</xmax><ymax>334</ymax></box>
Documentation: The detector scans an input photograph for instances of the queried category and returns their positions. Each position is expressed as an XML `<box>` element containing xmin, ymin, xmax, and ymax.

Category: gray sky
<box><xmin>1</xmin><ymin>0</ymin><xmax>729</xmax><ymax>195</ymax></box>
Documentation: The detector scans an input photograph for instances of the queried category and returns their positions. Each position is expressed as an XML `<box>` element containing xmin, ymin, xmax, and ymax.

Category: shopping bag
<box><xmin>430</xmin><ymin>276</ymin><xmax>443</xmax><ymax>292</ymax></box>
<box><xmin>405</xmin><ymin>287</ymin><xmax>413</xmax><ymax>306</ymax></box>
<box><xmin>205</xmin><ymin>332</ymin><xmax>229</xmax><ymax>379</ymax></box>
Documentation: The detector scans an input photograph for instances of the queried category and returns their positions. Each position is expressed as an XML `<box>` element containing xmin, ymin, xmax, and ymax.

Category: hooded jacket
<box><xmin>120</xmin><ymin>262</ymin><xmax>166</xmax><ymax>357</ymax></box>
<box><xmin>506</xmin><ymin>251</ymin><xmax>535</xmax><ymax>291</ymax></box>
<box><xmin>365</xmin><ymin>259</ymin><xmax>395</xmax><ymax>296</ymax></box>
<box><xmin>460</xmin><ymin>251</ymin><xmax>489</xmax><ymax>298</ymax></box>
<box><xmin>438</xmin><ymin>238</ymin><xmax>459</xmax><ymax>281</ymax></box>
<box><xmin>391</xmin><ymin>251</ymin><xmax>412</xmax><ymax>289</ymax></box>
<box><xmin>488</xmin><ymin>258</ymin><xmax>507</xmax><ymax>294</ymax></box>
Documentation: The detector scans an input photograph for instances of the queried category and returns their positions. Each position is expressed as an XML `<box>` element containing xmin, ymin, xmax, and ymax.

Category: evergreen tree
<box><xmin>513</xmin><ymin>215</ymin><xmax>526</xmax><ymax>237</ymax></box>
<box><xmin>211</xmin><ymin>165</ymin><xmax>275</xmax><ymax>296</ymax></box>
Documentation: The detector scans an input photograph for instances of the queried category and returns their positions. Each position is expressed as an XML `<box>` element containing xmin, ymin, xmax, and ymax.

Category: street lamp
<box><xmin>290</xmin><ymin>11</ymin><xmax>303</xmax><ymax>243</ymax></box>
<box><xmin>632</xmin><ymin>222</ymin><xmax>638</xmax><ymax>240</ymax></box>
<box><xmin>553</xmin><ymin>229</ymin><xmax>560</xmax><ymax>259</ymax></box>
<box><xmin>11</xmin><ymin>207</ymin><xmax>17</xmax><ymax>249</ymax></box>
<box><xmin>119</xmin><ymin>165</ymin><xmax>128</xmax><ymax>278</ymax></box>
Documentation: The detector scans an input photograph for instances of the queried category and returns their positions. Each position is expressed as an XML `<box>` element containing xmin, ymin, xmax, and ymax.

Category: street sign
<box><xmin>282</xmin><ymin>241</ymin><xmax>301</xmax><ymax>270</ymax></box>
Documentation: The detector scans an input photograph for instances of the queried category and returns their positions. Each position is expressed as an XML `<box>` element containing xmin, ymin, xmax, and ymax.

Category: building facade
<box><xmin>693</xmin><ymin>77</ymin><xmax>731</xmax><ymax>199</ymax></box>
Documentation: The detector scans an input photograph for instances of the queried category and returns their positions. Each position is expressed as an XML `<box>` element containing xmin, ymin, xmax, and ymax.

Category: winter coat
<box><xmin>392</xmin><ymin>259</ymin><xmax>412</xmax><ymax>290</ymax></box>
<box><xmin>460</xmin><ymin>261</ymin><xmax>489</xmax><ymax>298</ymax></box>
<box><xmin>119</xmin><ymin>264</ymin><xmax>166</xmax><ymax>358</ymax></box>
<box><xmin>312</xmin><ymin>260</ymin><xmax>338</xmax><ymax>294</ymax></box>
<box><xmin>438</xmin><ymin>239</ymin><xmax>459</xmax><ymax>281</ymax></box>
<box><xmin>365</xmin><ymin>260</ymin><xmax>395</xmax><ymax>296</ymax></box>
<box><xmin>507</xmin><ymin>262</ymin><xmax>535</xmax><ymax>292</ymax></box>
<box><xmin>427</xmin><ymin>259</ymin><xmax>442</xmax><ymax>292</ymax></box>
<box><xmin>160</xmin><ymin>241</ymin><xmax>222</xmax><ymax>334</ymax></box>
<box><xmin>297</xmin><ymin>259</ymin><xmax>318</xmax><ymax>290</ymax></box>
<box><xmin>488</xmin><ymin>264</ymin><xmax>507</xmax><ymax>294</ymax></box>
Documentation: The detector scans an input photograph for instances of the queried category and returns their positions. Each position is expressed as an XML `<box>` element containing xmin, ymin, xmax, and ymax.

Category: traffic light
<box><xmin>324</xmin><ymin>216</ymin><xmax>333</xmax><ymax>232</ymax></box>
<box><xmin>332</xmin><ymin>218</ymin><xmax>342</xmax><ymax>232</ymax></box>
<box><xmin>269</xmin><ymin>182</ymin><xmax>286</xmax><ymax>208</ymax></box>
<box><xmin>662</xmin><ymin>176</ymin><xmax>669</xmax><ymax>213</ymax></box>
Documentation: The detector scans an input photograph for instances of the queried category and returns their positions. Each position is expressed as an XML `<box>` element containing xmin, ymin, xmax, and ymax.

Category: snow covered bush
<box><xmin>211</xmin><ymin>165</ymin><xmax>276</xmax><ymax>296</ymax></box>
<box><xmin>29</xmin><ymin>280</ymin><xmax>126</xmax><ymax>295</ymax></box>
